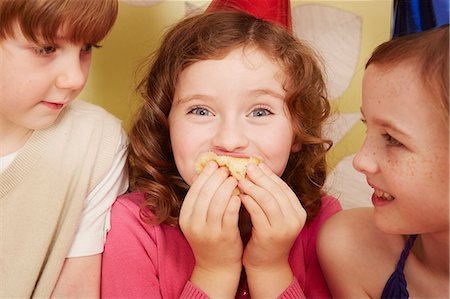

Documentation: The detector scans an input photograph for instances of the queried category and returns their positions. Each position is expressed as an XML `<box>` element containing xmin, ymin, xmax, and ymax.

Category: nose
<box><xmin>55</xmin><ymin>52</ymin><xmax>88</xmax><ymax>91</ymax></box>
<box><xmin>211</xmin><ymin>118</ymin><xmax>249</xmax><ymax>153</ymax></box>
<box><xmin>352</xmin><ymin>137</ymin><xmax>380</xmax><ymax>175</ymax></box>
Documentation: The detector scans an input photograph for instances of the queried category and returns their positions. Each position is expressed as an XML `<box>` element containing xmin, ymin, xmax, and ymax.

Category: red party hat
<box><xmin>207</xmin><ymin>0</ymin><xmax>292</xmax><ymax>32</ymax></box>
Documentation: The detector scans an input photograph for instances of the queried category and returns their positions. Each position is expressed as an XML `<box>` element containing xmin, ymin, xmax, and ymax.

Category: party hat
<box><xmin>207</xmin><ymin>0</ymin><xmax>292</xmax><ymax>32</ymax></box>
<box><xmin>392</xmin><ymin>0</ymin><xmax>449</xmax><ymax>38</ymax></box>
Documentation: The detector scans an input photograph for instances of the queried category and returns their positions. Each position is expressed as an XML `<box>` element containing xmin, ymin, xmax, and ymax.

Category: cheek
<box><xmin>169</xmin><ymin>122</ymin><xmax>212</xmax><ymax>185</ymax></box>
<box><xmin>426</xmin><ymin>150</ymin><xmax>449</xmax><ymax>193</ymax></box>
<box><xmin>1</xmin><ymin>67</ymin><xmax>21</xmax><ymax>98</ymax></box>
<box><xmin>81</xmin><ymin>61</ymin><xmax>91</xmax><ymax>81</ymax></box>
<box><xmin>256</xmin><ymin>125</ymin><xmax>293</xmax><ymax>176</ymax></box>
<box><xmin>391</xmin><ymin>154</ymin><xmax>448</xmax><ymax>201</ymax></box>
<box><xmin>170</xmin><ymin>122</ymin><xmax>210</xmax><ymax>156</ymax></box>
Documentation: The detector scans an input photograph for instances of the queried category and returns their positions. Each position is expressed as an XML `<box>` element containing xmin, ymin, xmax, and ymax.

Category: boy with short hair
<box><xmin>0</xmin><ymin>0</ymin><xmax>128</xmax><ymax>297</ymax></box>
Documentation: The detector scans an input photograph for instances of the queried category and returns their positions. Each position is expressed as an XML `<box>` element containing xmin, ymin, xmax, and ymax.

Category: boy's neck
<box><xmin>0</xmin><ymin>126</ymin><xmax>33</xmax><ymax>157</ymax></box>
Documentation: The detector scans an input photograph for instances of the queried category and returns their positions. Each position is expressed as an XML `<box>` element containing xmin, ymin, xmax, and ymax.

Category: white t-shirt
<box><xmin>0</xmin><ymin>129</ymin><xmax>129</xmax><ymax>257</ymax></box>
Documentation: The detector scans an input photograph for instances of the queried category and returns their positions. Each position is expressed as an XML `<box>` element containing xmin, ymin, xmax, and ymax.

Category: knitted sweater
<box><xmin>102</xmin><ymin>192</ymin><xmax>342</xmax><ymax>298</ymax></box>
<box><xmin>0</xmin><ymin>100</ymin><xmax>122</xmax><ymax>298</ymax></box>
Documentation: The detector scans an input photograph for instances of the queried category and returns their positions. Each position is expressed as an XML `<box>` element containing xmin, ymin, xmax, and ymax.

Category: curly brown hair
<box><xmin>129</xmin><ymin>11</ymin><xmax>332</xmax><ymax>226</ymax></box>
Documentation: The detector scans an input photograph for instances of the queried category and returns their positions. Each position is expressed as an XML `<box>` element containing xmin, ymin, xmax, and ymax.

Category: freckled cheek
<box><xmin>400</xmin><ymin>156</ymin><xmax>448</xmax><ymax>189</ymax></box>
<box><xmin>402</xmin><ymin>156</ymin><xmax>426</xmax><ymax>179</ymax></box>
<box><xmin>423</xmin><ymin>161</ymin><xmax>449</xmax><ymax>202</ymax></box>
<box><xmin>432</xmin><ymin>156</ymin><xmax>449</xmax><ymax>188</ymax></box>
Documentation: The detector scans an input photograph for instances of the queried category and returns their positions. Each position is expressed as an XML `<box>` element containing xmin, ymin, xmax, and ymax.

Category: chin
<box><xmin>373</xmin><ymin>214</ymin><xmax>416</xmax><ymax>235</ymax></box>
<box><xmin>33</xmin><ymin>117</ymin><xmax>60</xmax><ymax>130</ymax></box>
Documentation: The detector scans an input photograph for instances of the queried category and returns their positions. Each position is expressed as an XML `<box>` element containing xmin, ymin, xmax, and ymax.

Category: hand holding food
<box><xmin>195</xmin><ymin>152</ymin><xmax>262</xmax><ymax>195</ymax></box>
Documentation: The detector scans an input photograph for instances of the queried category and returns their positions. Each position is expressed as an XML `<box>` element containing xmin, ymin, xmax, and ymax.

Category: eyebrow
<box><xmin>176</xmin><ymin>88</ymin><xmax>285</xmax><ymax>105</ymax></box>
<box><xmin>175</xmin><ymin>94</ymin><xmax>211</xmax><ymax>105</ymax></box>
<box><xmin>251</xmin><ymin>88</ymin><xmax>285</xmax><ymax>99</ymax></box>
<box><xmin>360</xmin><ymin>107</ymin><xmax>411</xmax><ymax>139</ymax></box>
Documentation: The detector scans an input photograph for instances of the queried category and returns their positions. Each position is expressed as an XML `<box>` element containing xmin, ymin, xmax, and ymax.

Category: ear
<box><xmin>291</xmin><ymin>142</ymin><xmax>302</xmax><ymax>153</ymax></box>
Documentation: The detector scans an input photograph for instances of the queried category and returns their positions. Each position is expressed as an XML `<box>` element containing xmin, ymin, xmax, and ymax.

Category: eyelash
<box><xmin>82</xmin><ymin>44</ymin><xmax>101</xmax><ymax>52</ymax></box>
<box><xmin>382</xmin><ymin>133</ymin><xmax>402</xmax><ymax>146</ymax></box>
<box><xmin>360</xmin><ymin>118</ymin><xmax>402</xmax><ymax>146</ymax></box>
<box><xmin>33</xmin><ymin>45</ymin><xmax>56</xmax><ymax>56</ymax></box>
<box><xmin>187</xmin><ymin>104</ymin><xmax>274</xmax><ymax>117</ymax></box>
<box><xmin>188</xmin><ymin>106</ymin><xmax>213</xmax><ymax>116</ymax></box>
<box><xmin>249</xmin><ymin>105</ymin><xmax>273</xmax><ymax>117</ymax></box>
<box><xmin>32</xmin><ymin>43</ymin><xmax>99</xmax><ymax>57</ymax></box>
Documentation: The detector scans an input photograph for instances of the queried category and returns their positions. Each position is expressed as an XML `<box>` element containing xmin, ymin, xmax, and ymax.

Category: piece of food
<box><xmin>194</xmin><ymin>152</ymin><xmax>262</xmax><ymax>180</ymax></box>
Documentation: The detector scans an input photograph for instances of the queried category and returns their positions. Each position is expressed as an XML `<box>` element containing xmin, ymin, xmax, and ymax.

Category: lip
<box><xmin>41</xmin><ymin>101</ymin><xmax>65</xmax><ymax>110</ymax></box>
<box><xmin>367</xmin><ymin>180</ymin><xmax>394</xmax><ymax>207</ymax></box>
<box><xmin>211</xmin><ymin>150</ymin><xmax>251</xmax><ymax>159</ymax></box>
<box><xmin>371</xmin><ymin>192</ymin><xmax>393</xmax><ymax>207</ymax></box>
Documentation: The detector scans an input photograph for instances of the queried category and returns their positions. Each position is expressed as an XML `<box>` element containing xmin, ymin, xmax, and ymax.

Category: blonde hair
<box><xmin>0</xmin><ymin>0</ymin><xmax>118</xmax><ymax>44</ymax></box>
<box><xmin>129</xmin><ymin>11</ymin><xmax>332</xmax><ymax>225</ymax></box>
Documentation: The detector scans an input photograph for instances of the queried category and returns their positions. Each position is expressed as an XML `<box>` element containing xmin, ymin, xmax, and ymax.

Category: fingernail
<box><xmin>258</xmin><ymin>162</ymin><xmax>268</xmax><ymax>170</ymax></box>
<box><xmin>206</xmin><ymin>161</ymin><xmax>218</xmax><ymax>169</ymax></box>
<box><xmin>247</xmin><ymin>163</ymin><xmax>257</xmax><ymax>172</ymax></box>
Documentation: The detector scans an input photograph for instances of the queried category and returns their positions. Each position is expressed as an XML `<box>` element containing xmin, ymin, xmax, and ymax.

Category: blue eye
<box><xmin>249</xmin><ymin>106</ymin><xmax>273</xmax><ymax>117</ymax></box>
<box><xmin>188</xmin><ymin>107</ymin><xmax>212</xmax><ymax>116</ymax></box>
<box><xmin>382</xmin><ymin>133</ymin><xmax>402</xmax><ymax>146</ymax></box>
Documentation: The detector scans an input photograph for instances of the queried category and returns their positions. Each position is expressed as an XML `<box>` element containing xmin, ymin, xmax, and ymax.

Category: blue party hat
<box><xmin>392</xmin><ymin>0</ymin><xmax>449</xmax><ymax>38</ymax></box>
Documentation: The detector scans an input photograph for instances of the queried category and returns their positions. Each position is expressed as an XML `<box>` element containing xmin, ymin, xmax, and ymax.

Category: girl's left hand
<box><xmin>238</xmin><ymin>163</ymin><xmax>306</xmax><ymax>297</ymax></box>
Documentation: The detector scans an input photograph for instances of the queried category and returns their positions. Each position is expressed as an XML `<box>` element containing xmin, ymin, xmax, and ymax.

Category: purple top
<box><xmin>381</xmin><ymin>235</ymin><xmax>418</xmax><ymax>299</ymax></box>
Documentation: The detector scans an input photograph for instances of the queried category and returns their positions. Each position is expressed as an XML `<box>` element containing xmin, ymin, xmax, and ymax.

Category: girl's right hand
<box><xmin>179</xmin><ymin>161</ymin><xmax>243</xmax><ymax>298</ymax></box>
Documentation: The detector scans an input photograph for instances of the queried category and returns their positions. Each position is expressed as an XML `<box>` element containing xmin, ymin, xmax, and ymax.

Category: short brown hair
<box><xmin>0</xmin><ymin>0</ymin><xmax>118</xmax><ymax>44</ymax></box>
<box><xmin>129</xmin><ymin>11</ymin><xmax>331</xmax><ymax>225</ymax></box>
<box><xmin>366</xmin><ymin>25</ymin><xmax>449</xmax><ymax>124</ymax></box>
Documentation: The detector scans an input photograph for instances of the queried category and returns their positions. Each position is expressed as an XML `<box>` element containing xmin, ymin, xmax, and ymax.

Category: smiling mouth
<box><xmin>374</xmin><ymin>188</ymin><xmax>395</xmax><ymax>201</ymax></box>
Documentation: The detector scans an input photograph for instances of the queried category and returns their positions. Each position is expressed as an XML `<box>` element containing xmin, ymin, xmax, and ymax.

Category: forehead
<box><xmin>186</xmin><ymin>47</ymin><xmax>284</xmax><ymax>80</ymax></box>
<box><xmin>363</xmin><ymin>63</ymin><xmax>424</xmax><ymax>105</ymax></box>
<box><xmin>363</xmin><ymin>64</ymin><xmax>448</xmax><ymax>138</ymax></box>
<box><xmin>176</xmin><ymin>47</ymin><xmax>286</xmax><ymax>95</ymax></box>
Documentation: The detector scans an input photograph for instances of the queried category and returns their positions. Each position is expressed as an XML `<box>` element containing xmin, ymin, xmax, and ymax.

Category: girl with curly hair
<box><xmin>102</xmin><ymin>10</ymin><xmax>341</xmax><ymax>298</ymax></box>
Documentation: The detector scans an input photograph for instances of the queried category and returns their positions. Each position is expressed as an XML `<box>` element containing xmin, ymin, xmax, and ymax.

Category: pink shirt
<box><xmin>102</xmin><ymin>192</ymin><xmax>341</xmax><ymax>298</ymax></box>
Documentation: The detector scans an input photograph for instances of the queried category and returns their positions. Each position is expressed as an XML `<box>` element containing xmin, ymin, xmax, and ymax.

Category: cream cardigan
<box><xmin>0</xmin><ymin>100</ymin><xmax>122</xmax><ymax>298</ymax></box>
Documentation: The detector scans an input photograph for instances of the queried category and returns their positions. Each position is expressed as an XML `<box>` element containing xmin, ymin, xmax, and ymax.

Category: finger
<box><xmin>222</xmin><ymin>195</ymin><xmax>241</xmax><ymax>232</ymax></box>
<box><xmin>257</xmin><ymin>163</ymin><xmax>305</xmax><ymax>218</ymax></box>
<box><xmin>239</xmin><ymin>165</ymin><xmax>285</xmax><ymax>220</ymax></box>
<box><xmin>189</xmin><ymin>167</ymin><xmax>230</xmax><ymax>224</ymax></box>
<box><xmin>254</xmin><ymin>164</ymin><xmax>307</xmax><ymax>236</ymax></box>
<box><xmin>240</xmin><ymin>194</ymin><xmax>270</xmax><ymax>230</ymax></box>
<box><xmin>180</xmin><ymin>161</ymin><xmax>218</xmax><ymax>222</ymax></box>
<box><xmin>206</xmin><ymin>176</ymin><xmax>238</xmax><ymax>226</ymax></box>
<box><xmin>245</xmin><ymin>163</ymin><xmax>286</xmax><ymax>202</ymax></box>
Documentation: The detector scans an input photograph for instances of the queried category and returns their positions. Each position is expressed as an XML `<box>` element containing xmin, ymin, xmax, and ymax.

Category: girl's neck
<box><xmin>413</xmin><ymin>232</ymin><xmax>449</xmax><ymax>275</ymax></box>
